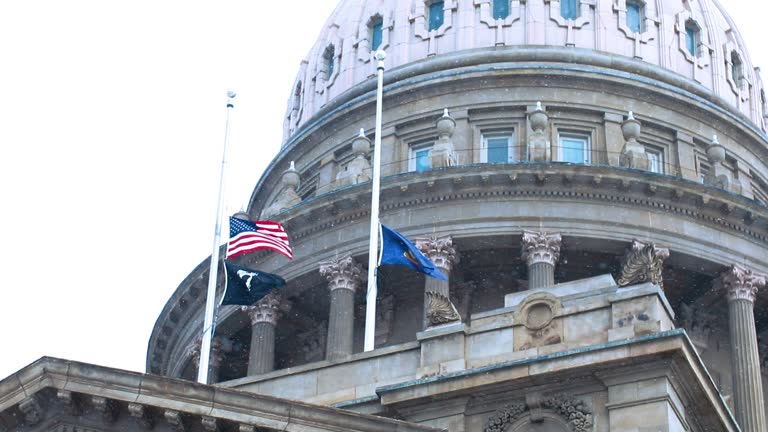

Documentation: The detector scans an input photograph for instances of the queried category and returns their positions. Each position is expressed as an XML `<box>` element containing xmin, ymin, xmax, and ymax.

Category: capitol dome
<box><xmin>149</xmin><ymin>1</ymin><xmax>768</xmax><ymax>431</ymax></box>
<box><xmin>283</xmin><ymin>0</ymin><xmax>766</xmax><ymax>142</ymax></box>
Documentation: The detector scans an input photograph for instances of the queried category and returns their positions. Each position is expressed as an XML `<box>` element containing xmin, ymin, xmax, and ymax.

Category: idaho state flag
<box><xmin>379</xmin><ymin>224</ymin><xmax>448</xmax><ymax>281</ymax></box>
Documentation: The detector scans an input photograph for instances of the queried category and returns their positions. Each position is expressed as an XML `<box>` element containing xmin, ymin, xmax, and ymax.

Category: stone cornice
<box><xmin>0</xmin><ymin>357</ymin><xmax>445</xmax><ymax>432</ymax></box>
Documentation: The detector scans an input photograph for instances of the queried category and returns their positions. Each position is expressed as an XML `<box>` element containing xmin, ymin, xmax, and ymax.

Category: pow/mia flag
<box><xmin>221</xmin><ymin>261</ymin><xmax>286</xmax><ymax>306</ymax></box>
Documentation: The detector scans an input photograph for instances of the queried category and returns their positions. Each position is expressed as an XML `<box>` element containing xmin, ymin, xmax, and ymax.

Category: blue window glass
<box><xmin>685</xmin><ymin>23</ymin><xmax>697</xmax><ymax>56</ymax></box>
<box><xmin>429</xmin><ymin>1</ymin><xmax>444</xmax><ymax>31</ymax></box>
<box><xmin>325</xmin><ymin>47</ymin><xmax>335</xmax><ymax>77</ymax></box>
<box><xmin>561</xmin><ymin>0</ymin><xmax>578</xmax><ymax>20</ymax></box>
<box><xmin>626</xmin><ymin>2</ymin><xmax>642</xmax><ymax>33</ymax></box>
<box><xmin>486</xmin><ymin>137</ymin><xmax>510</xmax><ymax>163</ymax></box>
<box><xmin>731</xmin><ymin>52</ymin><xmax>742</xmax><ymax>85</ymax></box>
<box><xmin>415</xmin><ymin>148</ymin><xmax>431</xmax><ymax>172</ymax></box>
<box><xmin>560</xmin><ymin>136</ymin><xmax>589</xmax><ymax>164</ymax></box>
<box><xmin>493</xmin><ymin>0</ymin><xmax>510</xmax><ymax>19</ymax></box>
<box><xmin>371</xmin><ymin>21</ymin><xmax>383</xmax><ymax>50</ymax></box>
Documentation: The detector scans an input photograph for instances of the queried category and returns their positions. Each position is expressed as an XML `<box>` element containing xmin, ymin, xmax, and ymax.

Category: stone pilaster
<box><xmin>717</xmin><ymin>264</ymin><xmax>767</xmax><ymax>432</ymax></box>
<box><xmin>242</xmin><ymin>291</ymin><xmax>289</xmax><ymax>375</ymax></box>
<box><xmin>416</xmin><ymin>235</ymin><xmax>460</xmax><ymax>328</ymax></box>
<box><xmin>617</xmin><ymin>239</ymin><xmax>670</xmax><ymax>289</ymax></box>
<box><xmin>521</xmin><ymin>231</ymin><xmax>562</xmax><ymax>289</ymax></box>
<box><xmin>320</xmin><ymin>256</ymin><xmax>363</xmax><ymax>360</ymax></box>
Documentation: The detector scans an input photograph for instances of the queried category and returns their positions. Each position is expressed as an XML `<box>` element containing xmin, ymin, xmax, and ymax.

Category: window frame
<box><xmin>557</xmin><ymin>132</ymin><xmax>592</xmax><ymax>164</ymax></box>
<box><xmin>409</xmin><ymin>142</ymin><xmax>434</xmax><ymax>172</ymax></box>
<box><xmin>644</xmin><ymin>145</ymin><xmax>665</xmax><ymax>174</ymax></box>
<box><xmin>481</xmin><ymin>132</ymin><xmax>515</xmax><ymax>164</ymax></box>
<box><xmin>684</xmin><ymin>20</ymin><xmax>698</xmax><ymax>57</ymax></box>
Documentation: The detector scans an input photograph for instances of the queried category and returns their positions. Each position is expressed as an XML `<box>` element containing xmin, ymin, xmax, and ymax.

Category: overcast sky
<box><xmin>0</xmin><ymin>1</ymin><xmax>764</xmax><ymax>380</ymax></box>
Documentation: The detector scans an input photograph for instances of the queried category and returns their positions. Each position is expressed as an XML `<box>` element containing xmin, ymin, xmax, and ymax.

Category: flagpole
<box><xmin>198</xmin><ymin>90</ymin><xmax>236</xmax><ymax>384</ymax></box>
<box><xmin>364</xmin><ymin>50</ymin><xmax>386</xmax><ymax>352</ymax></box>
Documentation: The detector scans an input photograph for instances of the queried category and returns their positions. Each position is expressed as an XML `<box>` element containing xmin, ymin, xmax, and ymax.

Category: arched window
<box><xmin>731</xmin><ymin>51</ymin><xmax>743</xmax><ymax>88</ymax></box>
<box><xmin>323</xmin><ymin>46</ymin><xmax>335</xmax><ymax>79</ymax></box>
<box><xmin>626</xmin><ymin>1</ymin><xmax>644</xmax><ymax>33</ymax></box>
<box><xmin>428</xmin><ymin>0</ymin><xmax>445</xmax><ymax>31</ymax></box>
<box><xmin>684</xmin><ymin>20</ymin><xmax>699</xmax><ymax>56</ymax></box>
<box><xmin>293</xmin><ymin>82</ymin><xmax>302</xmax><ymax>110</ymax></box>
<box><xmin>370</xmin><ymin>16</ymin><xmax>384</xmax><ymax>50</ymax></box>
<box><xmin>561</xmin><ymin>0</ymin><xmax>578</xmax><ymax>20</ymax></box>
<box><xmin>493</xmin><ymin>0</ymin><xmax>510</xmax><ymax>19</ymax></box>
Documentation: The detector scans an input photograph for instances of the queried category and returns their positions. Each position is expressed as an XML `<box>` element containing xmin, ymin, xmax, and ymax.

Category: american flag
<box><xmin>227</xmin><ymin>217</ymin><xmax>293</xmax><ymax>259</ymax></box>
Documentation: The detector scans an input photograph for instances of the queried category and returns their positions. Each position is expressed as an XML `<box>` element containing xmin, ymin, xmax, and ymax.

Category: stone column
<box><xmin>320</xmin><ymin>257</ymin><xmax>363</xmax><ymax>360</ymax></box>
<box><xmin>521</xmin><ymin>231</ymin><xmax>562</xmax><ymax>289</ymax></box>
<box><xmin>416</xmin><ymin>235</ymin><xmax>459</xmax><ymax>329</ymax></box>
<box><xmin>718</xmin><ymin>264</ymin><xmax>767</xmax><ymax>432</ymax></box>
<box><xmin>242</xmin><ymin>291</ymin><xmax>289</xmax><ymax>375</ymax></box>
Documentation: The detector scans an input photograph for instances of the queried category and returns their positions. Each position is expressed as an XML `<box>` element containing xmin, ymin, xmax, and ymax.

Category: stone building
<box><xmin>3</xmin><ymin>0</ymin><xmax>768</xmax><ymax>431</ymax></box>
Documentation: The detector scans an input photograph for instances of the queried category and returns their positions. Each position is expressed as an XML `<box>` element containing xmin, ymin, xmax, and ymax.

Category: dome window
<box><xmin>625</xmin><ymin>1</ymin><xmax>644</xmax><ymax>33</ymax></box>
<box><xmin>428</xmin><ymin>1</ymin><xmax>445</xmax><ymax>31</ymax></box>
<box><xmin>561</xmin><ymin>0</ymin><xmax>579</xmax><ymax>20</ymax></box>
<box><xmin>493</xmin><ymin>0</ymin><xmax>510</xmax><ymax>20</ymax></box>
<box><xmin>323</xmin><ymin>46</ymin><xmax>336</xmax><ymax>79</ymax></box>
<box><xmin>370</xmin><ymin>17</ymin><xmax>384</xmax><ymax>51</ymax></box>
<box><xmin>731</xmin><ymin>51</ymin><xmax>744</xmax><ymax>88</ymax></box>
<box><xmin>684</xmin><ymin>20</ymin><xmax>699</xmax><ymax>56</ymax></box>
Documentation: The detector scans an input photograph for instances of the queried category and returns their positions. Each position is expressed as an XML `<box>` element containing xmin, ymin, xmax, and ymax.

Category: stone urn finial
<box><xmin>351</xmin><ymin>128</ymin><xmax>371</xmax><ymax>156</ymax></box>
<box><xmin>529</xmin><ymin>101</ymin><xmax>548</xmax><ymax>132</ymax></box>
<box><xmin>706</xmin><ymin>134</ymin><xmax>726</xmax><ymax>164</ymax></box>
<box><xmin>282</xmin><ymin>160</ymin><xmax>300</xmax><ymax>189</ymax></box>
<box><xmin>435</xmin><ymin>108</ymin><xmax>456</xmax><ymax>139</ymax></box>
<box><xmin>621</xmin><ymin>111</ymin><xmax>641</xmax><ymax>143</ymax></box>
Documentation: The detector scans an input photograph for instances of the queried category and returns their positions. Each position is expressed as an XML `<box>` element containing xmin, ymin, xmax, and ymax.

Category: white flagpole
<box><xmin>198</xmin><ymin>90</ymin><xmax>236</xmax><ymax>384</ymax></box>
<box><xmin>364</xmin><ymin>51</ymin><xmax>386</xmax><ymax>352</ymax></box>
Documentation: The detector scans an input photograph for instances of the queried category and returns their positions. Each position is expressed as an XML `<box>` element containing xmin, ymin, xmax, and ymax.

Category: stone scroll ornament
<box><xmin>484</xmin><ymin>394</ymin><xmax>593</xmax><ymax>432</ymax></box>
<box><xmin>617</xmin><ymin>239</ymin><xmax>670</xmax><ymax>289</ymax></box>
<box><xmin>425</xmin><ymin>291</ymin><xmax>461</xmax><ymax>326</ymax></box>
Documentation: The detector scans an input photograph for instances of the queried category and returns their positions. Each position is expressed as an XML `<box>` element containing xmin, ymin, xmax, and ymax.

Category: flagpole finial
<box><xmin>375</xmin><ymin>50</ymin><xmax>387</xmax><ymax>61</ymax></box>
<box><xmin>358</xmin><ymin>128</ymin><xmax>366</xmax><ymax>137</ymax></box>
<box><xmin>226</xmin><ymin>91</ymin><xmax>236</xmax><ymax>108</ymax></box>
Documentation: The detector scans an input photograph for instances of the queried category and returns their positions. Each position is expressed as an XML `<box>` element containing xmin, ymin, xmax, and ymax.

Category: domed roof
<box><xmin>283</xmin><ymin>0</ymin><xmax>765</xmax><ymax>141</ymax></box>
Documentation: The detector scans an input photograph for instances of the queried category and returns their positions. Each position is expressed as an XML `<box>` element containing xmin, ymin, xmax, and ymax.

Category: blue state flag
<box><xmin>379</xmin><ymin>224</ymin><xmax>448</xmax><ymax>281</ymax></box>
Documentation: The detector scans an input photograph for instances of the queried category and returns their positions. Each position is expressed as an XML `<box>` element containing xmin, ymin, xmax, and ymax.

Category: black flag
<box><xmin>221</xmin><ymin>261</ymin><xmax>286</xmax><ymax>306</ymax></box>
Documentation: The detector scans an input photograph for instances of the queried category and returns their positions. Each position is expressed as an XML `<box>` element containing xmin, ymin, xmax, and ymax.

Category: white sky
<box><xmin>0</xmin><ymin>1</ymin><xmax>764</xmax><ymax>380</ymax></box>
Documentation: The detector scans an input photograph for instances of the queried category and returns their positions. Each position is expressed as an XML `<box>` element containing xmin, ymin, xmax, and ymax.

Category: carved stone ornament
<box><xmin>262</xmin><ymin>161</ymin><xmax>302</xmax><ymax>218</ymax></box>
<box><xmin>91</xmin><ymin>396</ymin><xmax>118</xmax><ymax>423</ymax></box>
<box><xmin>19</xmin><ymin>396</ymin><xmax>43</xmax><ymax>426</ymax></box>
<box><xmin>415</xmin><ymin>234</ymin><xmax>459</xmax><ymax>273</ymax></box>
<box><xmin>425</xmin><ymin>291</ymin><xmax>461</xmax><ymax>326</ymax></box>
<box><xmin>241</xmin><ymin>291</ymin><xmax>289</xmax><ymax>326</ymax></box>
<box><xmin>188</xmin><ymin>335</ymin><xmax>232</xmax><ymax>368</ymax></box>
<box><xmin>128</xmin><ymin>403</ymin><xmax>155</xmax><ymax>430</ymax></box>
<box><xmin>239</xmin><ymin>425</ymin><xmax>257</xmax><ymax>432</ymax></box>
<box><xmin>335</xmin><ymin>129</ymin><xmax>372</xmax><ymax>188</ymax></box>
<box><xmin>201</xmin><ymin>416</ymin><xmax>220</xmax><ymax>432</ymax></box>
<box><xmin>57</xmin><ymin>390</ymin><xmax>82</xmax><ymax>416</ymax></box>
<box><xmin>484</xmin><ymin>394</ymin><xmax>593</xmax><ymax>432</ymax></box>
<box><xmin>431</xmin><ymin>109</ymin><xmax>458</xmax><ymax>167</ymax></box>
<box><xmin>527</xmin><ymin>102</ymin><xmax>551</xmax><ymax>162</ymax></box>
<box><xmin>716</xmin><ymin>264</ymin><xmax>767</xmax><ymax>303</ymax></box>
<box><xmin>617</xmin><ymin>239</ymin><xmax>670</xmax><ymax>288</ymax></box>
<box><xmin>165</xmin><ymin>409</ymin><xmax>188</xmax><ymax>432</ymax></box>
<box><xmin>517</xmin><ymin>293</ymin><xmax>563</xmax><ymax>350</ymax></box>
<box><xmin>619</xmin><ymin>112</ymin><xmax>649</xmax><ymax>170</ymax></box>
<box><xmin>319</xmin><ymin>256</ymin><xmax>363</xmax><ymax>292</ymax></box>
<box><xmin>521</xmin><ymin>231</ymin><xmax>562</xmax><ymax>267</ymax></box>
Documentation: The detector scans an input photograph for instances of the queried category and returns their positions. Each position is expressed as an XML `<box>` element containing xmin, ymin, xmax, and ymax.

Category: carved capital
<box><xmin>319</xmin><ymin>256</ymin><xmax>363</xmax><ymax>292</ymax></box>
<box><xmin>129</xmin><ymin>403</ymin><xmax>155</xmax><ymax>430</ymax></box>
<box><xmin>19</xmin><ymin>396</ymin><xmax>42</xmax><ymax>426</ymax></box>
<box><xmin>188</xmin><ymin>335</ymin><xmax>231</xmax><ymax>368</ymax></box>
<box><xmin>716</xmin><ymin>264</ymin><xmax>767</xmax><ymax>303</ymax></box>
<box><xmin>241</xmin><ymin>291</ymin><xmax>290</xmax><ymax>326</ymax></box>
<box><xmin>617</xmin><ymin>240</ymin><xmax>670</xmax><ymax>288</ymax></box>
<box><xmin>415</xmin><ymin>235</ymin><xmax>458</xmax><ymax>273</ymax></box>
<box><xmin>521</xmin><ymin>231</ymin><xmax>562</xmax><ymax>267</ymax></box>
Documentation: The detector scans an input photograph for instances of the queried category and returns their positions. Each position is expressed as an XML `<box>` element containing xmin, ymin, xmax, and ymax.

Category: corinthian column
<box><xmin>242</xmin><ymin>291</ymin><xmax>289</xmax><ymax>375</ymax></box>
<box><xmin>521</xmin><ymin>231</ymin><xmax>562</xmax><ymax>289</ymax></box>
<box><xmin>416</xmin><ymin>235</ymin><xmax>459</xmax><ymax>328</ymax></box>
<box><xmin>320</xmin><ymin>257</ymin><xmax>363</xmax><ymax>360</ymax></box>
<box><xmin>718</xmin><ymin>264</ymin><xmax>767</xmax><ymax>432</ymax></box>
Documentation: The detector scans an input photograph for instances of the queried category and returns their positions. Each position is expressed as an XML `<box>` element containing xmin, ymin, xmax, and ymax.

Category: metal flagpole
<box><xmin>198</xmin><ymin>90</ymin><xmax>236</xmax><ymax>384</ymax></box>
<box><xmin>364</xmin><ymin>51</ymin><xmax>386</xmax><ymax>352</ymax></box>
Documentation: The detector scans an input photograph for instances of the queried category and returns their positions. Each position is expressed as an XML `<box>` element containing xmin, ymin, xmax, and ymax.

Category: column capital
<box><xmin>521</xmin><ymin>231</ymin><xmax>562</xmax><ymax>267</ymax></box>
<box><xmin>415</xmin><ymin>235</ymin><xmax>459</xmax><ymax>273</ymax></box>
<box><xmin>241</xmin><ymin>291</ymin><xmax>290</xmax><ymax>326</ymax></box>
<box><xmin>717</xmin><ymin>264</ymin><xmax>767</xmax><ymax>303</ymax></box>
<box><xmin>617</xmin><ymin>239</ymin><xmax>670</xmax><ymax>288</ymax></box>
<box><xmin>188</xmin><ymin>335</ymin><xmax>232</xmax><ymax>368</ymax></box>
<box><xmin>319</xmin><ymin>256</ymin><xmax>363</xmax><ymax>292</ymax></box>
